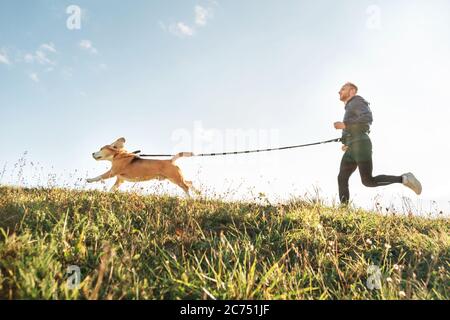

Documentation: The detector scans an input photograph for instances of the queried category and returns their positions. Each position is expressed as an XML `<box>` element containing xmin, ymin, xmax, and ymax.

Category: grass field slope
<box><xmin>0</xmin><ymin>186</ymin><xmax>448</xmax><ymax>300</ymax></box>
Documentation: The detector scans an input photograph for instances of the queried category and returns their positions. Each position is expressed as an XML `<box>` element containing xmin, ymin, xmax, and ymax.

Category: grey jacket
<box><xmin>341</xmin><ymin>95</ymin><xmax>373</xmax><ymax>145</ymax></box>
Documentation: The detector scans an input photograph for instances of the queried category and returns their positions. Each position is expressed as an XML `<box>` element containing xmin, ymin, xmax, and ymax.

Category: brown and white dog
<box><xmin>87</xmin><ymin>137</ymin><xmax>197</xmax><ymax>196</ymax></box>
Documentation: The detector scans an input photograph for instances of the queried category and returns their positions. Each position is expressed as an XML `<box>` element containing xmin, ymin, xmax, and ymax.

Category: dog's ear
<box><xmin>111</xmin><ymin>137</ymin><xmax>126</xmax><ymax>149</ymax></box>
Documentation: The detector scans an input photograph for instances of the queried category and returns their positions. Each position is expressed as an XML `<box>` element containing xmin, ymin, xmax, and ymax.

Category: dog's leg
<box><xmin>87</xmin><ymin>170</ymin><xmax>114</xmax><ymax>183</ymax></box>
<box><xmin>185</xmin><ymin>180</ymin><xmax>201</xmax><ymax>195</ymax></box>
<box><xmin>165</xmin><ymin>166</ymin><xmax>193</xmax><ymax>198</ymax></box>
<box><xmin>167</xmin><ymin>176</ymin><xmax>191</xmax><ymax>197</ymax></box>
<box><xmin>179</xmin><ymin>181</ymin><xmax>191</xmax><ymax>198</ymax></box>
<box><xmin>110</xmin><ymin>177</ymin><xmax>124</xmax><ymax>192</ymax></box>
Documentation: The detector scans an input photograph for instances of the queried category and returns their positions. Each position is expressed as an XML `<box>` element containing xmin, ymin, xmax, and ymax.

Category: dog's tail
<box><xmin>171</xmin><ymin>152</ymin><xmax>194</xmax><ymax>163</ymax></box>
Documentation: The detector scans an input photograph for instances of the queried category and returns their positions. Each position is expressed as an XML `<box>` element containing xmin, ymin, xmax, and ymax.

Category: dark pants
<box><xmin>338</xmin><ymin>138</ymin><xmax>402</xmax><ymax>204</ymax></box>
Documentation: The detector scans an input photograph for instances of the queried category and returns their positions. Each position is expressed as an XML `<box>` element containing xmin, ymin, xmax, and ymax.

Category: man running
<box><xmin>334</xmin><ymin>82</ymin><xmax>422</xmax><ymax>204</ymax></box>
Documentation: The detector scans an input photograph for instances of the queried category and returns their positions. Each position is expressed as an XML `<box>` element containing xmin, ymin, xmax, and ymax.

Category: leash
<box><xmin>133</xmin><ymin>137</ymin><xmax>341</xmax><ymax>158</ymax></box>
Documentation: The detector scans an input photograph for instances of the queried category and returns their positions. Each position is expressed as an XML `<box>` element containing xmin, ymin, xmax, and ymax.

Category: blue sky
<box><xmin>1</xmin><ymin>0</ymin><xmax>449</xmax><ymax>214</ymax></box>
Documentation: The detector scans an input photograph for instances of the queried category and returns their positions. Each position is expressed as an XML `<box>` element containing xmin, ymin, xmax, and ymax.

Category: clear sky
<box><xmin>1</xmin><ymin>0</ymin><xmax>449</xmax><ymax>215</ymax></box>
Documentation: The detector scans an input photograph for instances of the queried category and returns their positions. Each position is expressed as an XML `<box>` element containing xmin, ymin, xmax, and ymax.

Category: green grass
<box><xmin>0</xmin><ymin>185</ymin><xmax>448</xmax><ymax>300</ymax></box>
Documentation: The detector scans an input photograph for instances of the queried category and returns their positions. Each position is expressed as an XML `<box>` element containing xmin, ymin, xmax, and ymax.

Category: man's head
<box><xmin>339</xmin><ymin>82</ymin><xmax>358</xmax><ymax>103</ymax></box>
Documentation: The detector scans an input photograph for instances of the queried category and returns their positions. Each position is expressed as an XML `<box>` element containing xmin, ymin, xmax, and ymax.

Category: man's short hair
<box><xmin>345</xmin><ymin>82</ymin><xmax>358</xmax><ymax>93</ymax></box>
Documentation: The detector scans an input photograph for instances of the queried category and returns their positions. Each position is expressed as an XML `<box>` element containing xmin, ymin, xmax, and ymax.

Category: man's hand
<box><xmin>341</xmin><ymin>145</ymin><xmax>349</xmax><ymax>152</ymax></box>
<box><xmin>334</xmin><ymin>122</ymin><xmax>346</xmax><ymax>130</ymax></box>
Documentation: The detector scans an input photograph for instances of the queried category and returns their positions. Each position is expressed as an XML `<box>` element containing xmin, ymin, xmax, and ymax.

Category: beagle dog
<box><xmin>87</xmin><ymin>138</ymin><xmax>197</xmax><ymax>196</ymax></box>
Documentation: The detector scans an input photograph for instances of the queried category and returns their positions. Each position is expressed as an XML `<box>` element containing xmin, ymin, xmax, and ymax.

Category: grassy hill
<box><xmin>0</xmin><ymin>186</ymin><xmax>448</xmax><ymax>300</ymax></box>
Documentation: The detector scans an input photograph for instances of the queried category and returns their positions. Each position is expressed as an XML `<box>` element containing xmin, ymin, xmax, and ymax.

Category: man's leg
<box><xmin>338</xmin><ymin>152</ymin><xmax>357</xmax><ymax>204</ymax></box>
<box><xmin>357</xmin><ymin>160</ymin><xmax>402</xmax><ymax>187</ymax></box>
<box><xmin>342</xmin><ymin>137</ymin><xmax>421</xmax><ymax>196</ymax></box>
<box><xmin>349</xmin><ymin>138</ymin><xmax>402</xmax><ymax>188</ymax></box>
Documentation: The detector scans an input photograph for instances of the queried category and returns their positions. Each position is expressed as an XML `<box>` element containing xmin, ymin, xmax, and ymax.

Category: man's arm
<box><xmin>333</xmin><ymin>122</ymin><xmax>348</xmax><ymax>151</ymax></box>
<box><xmin>343</xmin><ymin>97</ymin><xmax>373</xmax><ymax>125</ymax></box>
